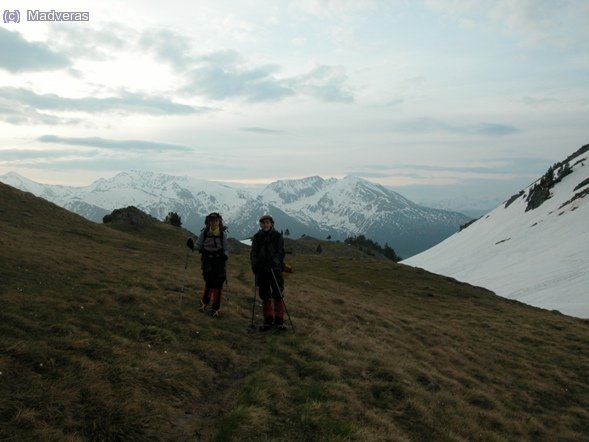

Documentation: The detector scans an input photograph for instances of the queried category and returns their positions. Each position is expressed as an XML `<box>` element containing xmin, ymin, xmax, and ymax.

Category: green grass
<box><xmin>1</xmin><ymin>182</ymin><xmax>589</xmax><ymax>441</ymax></box>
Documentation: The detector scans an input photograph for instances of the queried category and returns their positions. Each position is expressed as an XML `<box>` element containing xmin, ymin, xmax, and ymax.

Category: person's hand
<box><xmin>186</xmin><ymin>238</ymin><xmax>194</xmax><ymax>250</ymax></box>
<box><xmin>271</xmin><ymin>261</ymin><xmax>282</xmax><ymax>272</ymax></box>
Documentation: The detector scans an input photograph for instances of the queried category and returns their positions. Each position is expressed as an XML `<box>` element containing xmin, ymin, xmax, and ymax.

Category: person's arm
<box><xmin>194</xmin><ymin>230</ymin><xmax>206</xmax><ymax>252</ymax></box>
<box><xmin>271</xmin><ymin>233</ymin><xmax>285</xmax><ymax>271</ymax></box>
<box><xmin>222</xmin><ymin>231</ymin><xmax>229</xmax><ymax>260</ymax></box>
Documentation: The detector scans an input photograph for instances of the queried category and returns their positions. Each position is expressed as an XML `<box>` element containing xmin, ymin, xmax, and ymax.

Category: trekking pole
<box><xmin>250</xmin><ymin>276</ymin><xmax>258</xmax><ymax>329</ymax></box>
<box><xmin>180</xmin><ymin>248</ymin><xmax>190</xmax><ymax>306</ymax></box>
<box><xmin>270</xmin><ymin>268</ymin><xmax>295</xmax><ymax>333</ymax></box>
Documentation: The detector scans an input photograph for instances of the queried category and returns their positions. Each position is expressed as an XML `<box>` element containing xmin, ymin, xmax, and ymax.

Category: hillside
<box><xmin>404</xmin><ymin>144</ymin><xmax>589</xmax><ymax>319</ymax></box>
<box><xmin>1</xmin><ymin>182</ymin><xmax>588</xmax><ymax>441</ymax></box>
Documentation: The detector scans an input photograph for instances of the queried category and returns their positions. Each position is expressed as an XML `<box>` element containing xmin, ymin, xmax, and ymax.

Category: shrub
<box><xmin>344</xmin><ymin>235</ymin><xmax>401</xmax><ymax>262</ymax></box>
<box><xmin>164</xmin><ymin>211</ymin><xmax>182</xmax><ymax>227</ymax></box>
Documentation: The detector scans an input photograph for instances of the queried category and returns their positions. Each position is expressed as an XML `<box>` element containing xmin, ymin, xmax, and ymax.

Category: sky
<box><xmin>1</xmin><ymin>1</ymin><xmax>588</xmax><ymax>202</ymax></box>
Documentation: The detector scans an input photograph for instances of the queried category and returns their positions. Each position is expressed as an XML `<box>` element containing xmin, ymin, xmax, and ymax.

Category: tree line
<box><xmin>344</xmin><ymin>235</ymin><xmax>402</xmax><ymax>262</ymax></box>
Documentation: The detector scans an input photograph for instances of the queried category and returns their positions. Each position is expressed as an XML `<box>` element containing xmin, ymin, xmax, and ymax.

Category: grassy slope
<box><xmin>1</xmin><ymin>182</ymin><xmax>588</xmax><ymax>441</ymax></box>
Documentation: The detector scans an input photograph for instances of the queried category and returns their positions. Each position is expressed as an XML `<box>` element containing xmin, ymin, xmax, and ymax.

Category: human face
<box><xmin>209</xmin><ymin>217</ymin><xmax>220</xmax><ymax>227</ymax></box>
<box><xmin>260</xmin><ymin>219</ymin><xmax>272</xmax><ymax>231</ymax></box>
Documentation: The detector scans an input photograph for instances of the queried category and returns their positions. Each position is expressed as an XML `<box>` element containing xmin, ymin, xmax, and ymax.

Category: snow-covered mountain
<box><xmin>1</xmin><ymin>170</ymin><xmax>262</xmax><ymax>237</ymax></box>
<box><xmin>403</xmin><ymin>144</ymin><xmax>589</xmax><ymax>319</ymax></box>
<box><xmin>261</xmin><ymin>175</ymin><xmax>471</xmax><ymax>257</ymax></box>
<box><xmin>0</xmin><ymin>171</ymin><xmax>470</xmax><ymax>258</ymax></box>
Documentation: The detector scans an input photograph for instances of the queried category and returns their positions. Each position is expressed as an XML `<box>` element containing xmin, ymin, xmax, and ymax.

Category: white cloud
<box><xmin>424</xmin><ymin>0</ymin><xmax>589</xmax><ymax>46</ymax></box>
<box><xmin>294</xmin><ymin>0</ymin><xmax>378</xmax><ymax>16</ymax></box>
<box><xmin>0</xmin><ymin>28</ymin><xmax>70</xmax><ymax>72</ymax></box>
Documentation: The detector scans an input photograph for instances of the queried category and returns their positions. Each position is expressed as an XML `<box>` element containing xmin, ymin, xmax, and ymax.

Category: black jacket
<box><xmin>250</xmin><ymin>228</ymin><xmax>285</xmax><ymax>273</ymax></box>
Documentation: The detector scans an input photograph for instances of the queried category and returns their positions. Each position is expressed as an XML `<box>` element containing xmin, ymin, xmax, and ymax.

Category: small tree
<box><xmin>344</xmin><ymin>235</ymin><xmax>401</xmax><ymax>262</ymax></box>
<box><xmin>285</xmin><ymin>228</ymin><xmax>291</xmax><ymax>237</ymax></box>
<box><xmin>164</xmin><ymin>211</ymin><xmax>182</xmax><ymax>227</ymax></box>
<box><xmin>316</xmin><ymin>244</ymin><xmax>323</xmax><ymax>254</ymax></box>
<box><xmin>383</xmin><ymin>242</ymin><xmax>401</xmax><ymax>262</ymax></box>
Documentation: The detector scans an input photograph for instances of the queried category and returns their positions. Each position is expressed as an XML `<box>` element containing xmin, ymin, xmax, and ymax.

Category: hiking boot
<box><xmin>199</xmin><ymin>301</ymin><xmax>208</xmax><ymax>312</ymax></box>
<box><xmin>211</xmin><ymin>309</ymin><xmax>219</xmax><ymax>319</ymax></box>
<box><xmin>275</xmin><ymin>324</ymin><xmax>287</xmax><ymax>332</ymax></box>
<box><xmin>259</xmin><ymin>324</ymin><xmax>273</xmax><ymax>332</ymax></box>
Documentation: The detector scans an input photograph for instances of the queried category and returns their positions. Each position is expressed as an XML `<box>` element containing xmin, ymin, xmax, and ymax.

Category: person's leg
<box><xmin>270</xmin><ymin>269</ymin><xmax>285</xmax><ymax>329</ymax></box>
<box><xmin>200</xmin><ymin>283</ymin><xmax>210</xmax><ymax>312</ymax></box>
<box><xmin>258</xmin><ymin>271</ymin><xmax>274</xmax><ymax>330</ymax></box>
<box><xmin>211</xmin><ymin>256</ymin><xmax>226</xmax><ymax>317</ymax></box>
<box><xmin>210</xmin><ymin>279</ymin><xmax>223</xmax><ymax>318</ymax></box>
<box><xmin>273</xmin><ymin>297</ymin><xmax>285</xmax><ymax>328</ymax></box>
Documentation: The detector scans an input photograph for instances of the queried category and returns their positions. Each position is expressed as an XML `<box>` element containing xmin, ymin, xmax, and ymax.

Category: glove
<box><xmin>186</xmin><ymin>238</ymin><xmax>194</xmax><ymax>250</ymax></box>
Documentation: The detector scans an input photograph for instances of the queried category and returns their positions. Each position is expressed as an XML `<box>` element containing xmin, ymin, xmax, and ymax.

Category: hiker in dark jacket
<box><xmin>250</xmin><ymin>214</ymin><xmax>286</xmax><ymax>331</ymax></box>
<box><xmin>187</xmin><ymin>212</ymin><xmax>228</xmax><ymax>318</ymax></box>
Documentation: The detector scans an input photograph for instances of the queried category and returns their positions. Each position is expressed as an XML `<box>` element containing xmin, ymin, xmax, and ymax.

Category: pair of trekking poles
<box><xmin>181</xmin><ymin>249</ymin><xmax>295</xmax><ymax>332</ymax></box>
<box><xmin>249</xmin><ymin>268</ymin><xmax>296</xmax><ymax>333</ymax></box>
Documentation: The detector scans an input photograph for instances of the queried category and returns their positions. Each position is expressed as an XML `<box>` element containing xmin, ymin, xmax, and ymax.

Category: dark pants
<box><xmin>202</xmin><ymin>255</ymin><xmax>226</xmax><ymax>310</ymax></box>
<box><xmin>257</xmin><ymin>268</ymin><xmax>284</xmax><ymax>325</ymax></box>
<box><xmin>202</xmin><ymin>254</ymin><xmax>226</xmax><ymax>289</ymax></box>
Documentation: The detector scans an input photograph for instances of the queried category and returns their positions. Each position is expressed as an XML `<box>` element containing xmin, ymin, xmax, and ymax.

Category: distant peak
<box><xmin>272</xmin><ymin>176</ymin><xmax>325</xmax><ymax>185</ymax></box>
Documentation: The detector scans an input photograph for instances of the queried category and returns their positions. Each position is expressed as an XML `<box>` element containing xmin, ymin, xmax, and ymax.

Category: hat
<box><xmin>205</xmin><ymin>212</ymin><xmax>222</xmax><ymax>225</ymax></box>
<box><xmin>259</xmin><ymin>214</ymin><xmax>274</xmax><ymax>224</ymax></box>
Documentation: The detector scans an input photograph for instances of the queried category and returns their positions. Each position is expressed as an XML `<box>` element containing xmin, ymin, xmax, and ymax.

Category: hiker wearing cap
<box><xmin>250</xmin><ymin>214</ymin><xmax>286</xmax><ymax>331</ymax></box>
<box><xmin>187</xmin><ymin>212</ymin><xmax>228</xmax><ymax>318</ymax></box>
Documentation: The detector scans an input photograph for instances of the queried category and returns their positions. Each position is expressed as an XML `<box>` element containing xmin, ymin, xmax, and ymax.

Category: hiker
<box><xmin>186</xmin><ymin>212</ymin><xmax>228</xmax><ymax>318</ymax></box>
<box><xmin>250</xmin><ymin>214</ymin><xmax>286</xmax><ymax>331</ymax></box>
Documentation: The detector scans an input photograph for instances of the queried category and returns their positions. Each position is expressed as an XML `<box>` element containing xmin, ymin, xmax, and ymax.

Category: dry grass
<box><xmin>1</xmin><ymin>182</ymin><xmax>588</xmax><ymax>441</ymax></box>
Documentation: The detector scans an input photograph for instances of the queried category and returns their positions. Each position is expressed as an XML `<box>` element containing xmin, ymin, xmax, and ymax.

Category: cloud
<box><xmin>473</xmin><ymin>123</ymin><xmax>520</xmax><ymax>136</ymax></box>
<box><xmin>0</xmin><ymin>28</ymin><xmax>70</xmax><ymax>72</ymax></box>
<box><xmin>138</xmin><ymin>28</ymin><xmax>355</xmax><ymax>103</ymax></box>
<box><xmin>345</xmin><ymin>171</ymin><xmax>391</xmax><ymax>179</ymax></box>
<box><xmin>389</xmin><ymin>164</ymin><xmax>499</xmax><ymax>174</ymax></box>
<box><xmin>522</xmin><ymin>96</ymin><xmax>559</xmax><ymax>107</ymax></box>
<box><xmin>0</xmin><ymin>99</ymin><xmax>78</xmax><ymax>125</ymax></box>
<box><xmin>0</xmin><ymin>87</ymin><xmax>211</xmax><ymax>124</ymax></box>
<box><xmin>241</xmin><ymin>127</ymin><xmax>286</xmax><ymax>134</ymax></box>
<box><xmin>0</xmin><ymin>148</ymin><xmax>96</xmax><ymax>161</ymax></box>
<box><xmin>391</xmin><ymin>118</ymin><xmax>520</xmax><ymax>136</ymax></box>
<box><xmin>139</xmin><ymin>28</ymin><xmax>194</xmax><ymax>70</ymax></box>
<box><xmin>48</xmin><ymin>23</ymin><xmax>131</xmax><ymax>61</ymax></box>
<box><xmin>181</xmin><ymin>56</ymin><xmax>354</xmax><ymax>103</ymax></box>
<box><xmin>295</xmin><ymin>0</ymin><xmax>378</xmax><ymax>17</ymax></box>
<box><xmin>385</xmin><ymin>98</ymin><xmax>404</xmax><ymax>107</ymax></box>
<box><xmin>181</xmin><ymin>60</ymin><xmax>295</xmax><ymax>102</ymax></box>
<box><xmin>362</xmin><ymin>156</ymin><xmax>549</xmax><ymax>176</ymax></box>
<box><xmin>292</xmin><ymin>65</ymin><xmax>354</xmax><ymax>103</ymax></box>
<box><xmin>424</xmin><ymin>0</ymin><xmax>589</xmax><ymax>46</ymax></box>
<box><xmin>38</xmin><ymin>135</ymin><xmax>193</xmax><ymax>152</ymax></box>
<box><xmin>491</xmin><ymin>1</ymin><xmax>570</xmax><ymax>35</ymax></box>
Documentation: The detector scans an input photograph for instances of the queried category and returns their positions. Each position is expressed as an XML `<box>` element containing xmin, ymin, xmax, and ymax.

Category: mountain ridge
<box><xmin>0</xmin><ymin>171</ymin><xmax>471</xmax><ymax>258</ymax></box>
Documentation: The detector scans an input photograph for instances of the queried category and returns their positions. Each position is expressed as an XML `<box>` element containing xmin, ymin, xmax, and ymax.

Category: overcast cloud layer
<box><xmin>1</xmin><ymin>0</ymin><xmax>588</xmax><ymax>207</ymax></box>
